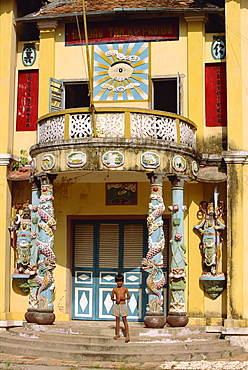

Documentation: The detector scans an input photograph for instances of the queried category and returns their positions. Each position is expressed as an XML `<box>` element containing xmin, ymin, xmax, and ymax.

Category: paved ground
<box><xmin>1</xmin><ymin>352</ymin><xmax>248</xmax><ymax>370</ymax></box>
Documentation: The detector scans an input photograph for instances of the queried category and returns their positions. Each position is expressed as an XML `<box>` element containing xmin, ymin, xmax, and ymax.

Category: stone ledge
<box><xmin>0</xmin><ymin>320</ymin><xmax>23</xmax><ymax>331</ymax></box>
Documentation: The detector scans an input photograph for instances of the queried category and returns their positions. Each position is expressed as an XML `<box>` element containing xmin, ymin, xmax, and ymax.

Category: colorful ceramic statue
<box><xmin>142</xmin><ymin>174</ymin><xmax>165</xmax><ymax>313</ymax></box>
<box><xmin>9</xmin><ymin>200</ymin><xmax>32</xmax><ymax>275</ymax></box>
<box><xmin>194</xmin><ymin>187</ymin><xmax>225</xmax><ymax>276</ymax></box>
<box><xmin>9</xmin><ymin>176</ymin><xmax>57</xmax><ymax>322</ymax></box>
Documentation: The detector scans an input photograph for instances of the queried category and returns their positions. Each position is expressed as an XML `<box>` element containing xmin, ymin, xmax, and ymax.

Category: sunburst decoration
<box><xmin>93</xmin><ymin>42</ymin><xmax>149</xmax><ymax>101</ymax></box>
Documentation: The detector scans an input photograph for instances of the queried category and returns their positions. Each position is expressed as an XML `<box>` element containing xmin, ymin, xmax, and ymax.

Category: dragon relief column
<box><xmin>25</xmin><ymin>174</ymin><xmax>57</xmax><ymax>324</ymax></box>
<box><xmin>24</xmin><ymin>177</ymin><xmax>40</xmax><ymax>322</ymax></box>
<box><xmin>167</xmin><ymin>175</ymin><xmax>188</xmax><ymax>327</ymax></box>
<box><xmin>142</xmin><ymin>172</ymin><xmax>166</xmax><ymax>328</ymax></box>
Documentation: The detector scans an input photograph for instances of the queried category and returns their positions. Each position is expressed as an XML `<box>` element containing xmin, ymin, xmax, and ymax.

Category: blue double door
<box><xmin>72</xmin><ymin>220</ymin><xmax>149</xmax><ymax>321</ymax></box>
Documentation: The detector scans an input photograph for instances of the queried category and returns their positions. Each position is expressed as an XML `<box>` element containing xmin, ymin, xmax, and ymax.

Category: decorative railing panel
<box><xmin>38</xmin><ymin>116</ymin><xmax>64</xmax><ymax>143</ymax></box>
<box><xmin>37</xmin><ymin>108</ymin><xmax>197</xmax><ymax>149</ymax></box>
<box><xmin>69</xmin><ymin>114</ymin><xmax>92</xmax><ymax>139</ymax></box>
<box><xmin>131</xmin><ymin>113</ymin><xmax>176</xmax><ymax>141</ymax></box>
<box><xmin>96</xmin><ymin>113</ymin><xmax>124</xmax><ymax>137</ymax></box>
<box><xmin>180</xmin><ymin>121</ymin><xmax>196</xmax><ymax>149</ymax></box>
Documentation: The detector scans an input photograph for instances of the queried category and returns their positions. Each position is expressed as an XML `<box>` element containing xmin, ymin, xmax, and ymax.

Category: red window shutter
<box><xmin>16</xmin><ymin>70</ymin><xmax>39</xmax><ymax>131</ymax></box>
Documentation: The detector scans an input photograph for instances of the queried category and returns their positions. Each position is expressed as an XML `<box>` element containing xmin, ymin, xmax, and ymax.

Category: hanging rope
<box><xmin>76</xmin><ymin>0</ymin><xmax>96</xmax><ymax>134</ymax></box>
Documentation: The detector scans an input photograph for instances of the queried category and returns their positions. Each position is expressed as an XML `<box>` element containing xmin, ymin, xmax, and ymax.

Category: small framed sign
<box><xmin>211</xmin><ymin>36</ymin><xmax>226</xmax><ymax>60</ymax></box>
<box><xmin>106</xmin><ymin>183</ymin><xmax>137</xmax><ymax>205</ymax></box>
<box><xmin>22</xmin><ymin>43</ymin><xmax>36</xmax><ymax>66</ymax></box>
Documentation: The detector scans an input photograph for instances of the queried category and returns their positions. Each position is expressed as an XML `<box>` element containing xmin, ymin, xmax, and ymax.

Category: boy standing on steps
<box><xmin>111</xmin><ymin>274</ymin><xmax>131</xmax><ymax>342</ymax></box>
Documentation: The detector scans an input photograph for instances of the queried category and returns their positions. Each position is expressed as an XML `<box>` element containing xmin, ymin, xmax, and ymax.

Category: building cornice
<box><xmin>37</xmin><ymin>20</ymin><xmax>58</xmax><ymax>30</ymax></box>
<box><xmin>0</xmin><ymin>154</ymin><xmax>18</xmax><ymax>166</ymax></box>
<box><xmin>184</xmin><ymin>14</ymin><xmax>207</xmax><ymax>23</ymax></box>
<box><xmin>222</xmin><ymin>151</ymin><xmax>248</xmax><ymax>164</ymax></box>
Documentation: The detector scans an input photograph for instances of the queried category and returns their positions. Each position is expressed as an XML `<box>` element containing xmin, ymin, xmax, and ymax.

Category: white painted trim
<box><xmin>223</xmin><ymin>151</ymin><xmax>248</xmax><ymax>164</ymax></box>
<box><xmin>0</xmin><ymin>320</ymin><xmax>23</xmax><ymax>328</ymax></box>
<box><xmin>0</xmin><ymin>154</ymin><xmax>18</xmax><ymax>166</ymax></box>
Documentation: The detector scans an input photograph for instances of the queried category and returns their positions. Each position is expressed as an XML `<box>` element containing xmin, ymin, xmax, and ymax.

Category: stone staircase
<box><xmin>0</xmin><ymin>322</ymin><xmax>244</xmax><ymax>363</ymax></box>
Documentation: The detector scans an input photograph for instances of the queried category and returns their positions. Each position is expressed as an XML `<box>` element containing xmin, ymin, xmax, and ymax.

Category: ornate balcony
<box><xmin>30</xmin><ymin>108</ymin><xmax>199</xmax><ymax>179</ymax></box>
<box><xmin>37</xmin><ymin>108</ymin><xmax>196</xmax><ymax>149</ymax></box>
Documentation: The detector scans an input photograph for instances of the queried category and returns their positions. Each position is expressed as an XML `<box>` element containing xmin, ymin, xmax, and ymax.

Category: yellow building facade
<box><xmin>0</xmin><ymin>0</ymin><xmax>247</xmax><ymax>328</ymax></box>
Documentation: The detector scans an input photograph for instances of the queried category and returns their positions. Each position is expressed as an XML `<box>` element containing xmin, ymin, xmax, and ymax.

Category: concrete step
<box><xmin>8</xmin><ymin>327</ymin><xmax>221</xmax><ymax>344</ymax></box>
<box><xmin>0</xmin><ymin>324</ymin><xmax>244</xmax><ymax>362</ymax></box>
<box><xmin>0</xmin><ymin>339</ymin><xmax>244</xmax><ymax>362</ymax></box>
<box><xmin>21</xmin><ymin>322</ymin><xmax>209</xmax><ymax>337</ymax></box>
<box><xmin>0</xmin><ymin>331</ymin><xmax>230</xmax><ymax>353</ymax></box>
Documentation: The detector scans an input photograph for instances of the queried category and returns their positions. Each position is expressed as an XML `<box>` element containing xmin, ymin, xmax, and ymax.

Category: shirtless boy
<box><xmin>111</xmin><ymin>274</ymin><xmax>130</xmax><ymax>342</ymax></box>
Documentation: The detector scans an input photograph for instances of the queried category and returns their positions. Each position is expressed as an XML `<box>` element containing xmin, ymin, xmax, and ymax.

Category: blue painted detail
<box><xmin>75</xmin><ymin>271</ymin><xmax>92</xmax><ymax>284</ymax></box>
<box><xmin>99</xmin><ymin>288</ymin><xmax>114</xmax><ymax>318</ymax></box>
<box><xmin>200</xmin><ymin>276</ymin><xmax>226</xmax><ymax>281</ymax></box>
<box><xmin>12</xmin><ymin>274</ymin><xmax>30</xmax><ymax>278</ymax></box>
<box><xmin>74</xmin><ymin>287</ymin><xmax>92</xmax><ymax>318</ymax></box>
<box><xmin>127</xmin><ymin>289</ymin><xmax>141</xmax><ymax>319</ymax></box>
<box><xmin>125</xmin><ymin>271</ymin><xmax>141</xmax><ymax>285</ymax></box>
<box><xmin>100</xmin><ymin>272</ymin><xmax>116</xmax><ymax>284</ymax></box>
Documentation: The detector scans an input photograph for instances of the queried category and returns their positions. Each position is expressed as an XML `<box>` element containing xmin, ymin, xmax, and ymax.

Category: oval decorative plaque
<box><xmin>67</xmin><ymin>152</ymin><xmax>87</xmax><ymax>168</ymax></box>
<box><xmin>141</xmin><ymin>152</ymin><xmax>160</xmax><ymax>169</ymax></box>
<box><xmin>102</xmin><ymin>151</ymin><xmax>124</xmax><ymax>168</ymax></box>
<box><xmin>192</xmin><ymin>160</ymin><xmax>199</xmax><ymax>177</ymax></box>
<box><xmin>172</xmin><ymin>155</ymin><xmax>186</xmax><ymax>172</ymax></box>
<box><xmin>41</xmin><ymin>154</ymin><xmax>55</xmax><ymax>171</ymax></box>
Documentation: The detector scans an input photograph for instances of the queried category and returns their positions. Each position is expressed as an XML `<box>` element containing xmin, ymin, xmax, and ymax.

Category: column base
<box><xmin>25</xmin><ymin>308</ymin><xmax>55</xmax><ymax>325</ymax></box>
<box><xmin>144</xmin><ymin>312</ymin><xmax>166</xmax><ymax>328</ymax></box>
<box><xmin>167</xmin><ymin>311</ymin><xmax>188</xmax><ymax>327</ymax></box>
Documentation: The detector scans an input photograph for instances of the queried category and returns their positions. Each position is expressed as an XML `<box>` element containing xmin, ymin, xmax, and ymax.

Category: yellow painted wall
<box><xmin>0</xmin><ymin>0</ymin><xmax>16</xmax><ymax>320</ymax></box>
<box><xmin>186</xmin><ymin>14</ymin><xmax>205</xmax><ymax>151</ymax></box>
<box><xmin>226</xmin><ymin>0</ymin><xmax>242</xmax><ymax>150</ymax></box>
<box><xmin>241</xmin><ymin>1</ymin><xmax>248</xmax><ymax>148</ymax></box>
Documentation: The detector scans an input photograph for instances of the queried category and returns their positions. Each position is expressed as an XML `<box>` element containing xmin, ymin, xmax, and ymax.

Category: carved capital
<box><xmin>147</xmin><ymin>171</ymin><xmax>166</xmax><ymax>184</ymax></box>
<box><xmin>168</xmin><ymin>175</ymin><xmax>188</xmax><ymax>187</ymax></box>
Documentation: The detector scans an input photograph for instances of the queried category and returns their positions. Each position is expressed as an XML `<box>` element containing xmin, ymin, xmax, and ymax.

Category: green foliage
<box><xmin>12</xmin><ymin>150</ymin><xmax>29</xmax><ymax>171</ymax></box>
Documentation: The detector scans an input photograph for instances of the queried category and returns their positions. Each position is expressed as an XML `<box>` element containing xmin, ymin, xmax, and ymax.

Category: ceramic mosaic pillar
<box><xmin>167</xmin><ymin>175</ymin><xmax>188</xmax><ymax>327</ymax></box>
<box><xmin>142</xmin><ymin>172</ymin><xmax>166</xmax><ymax>328</ymax></box>
<box><xmin>26</xmin><ymin>180</ymin><xmax>40</xmax><ymax>312</ymax></box>
<box><xmin>25</xmin><ymin>174</ymin><xmax>57</xmax><ymax>324</ymax></box>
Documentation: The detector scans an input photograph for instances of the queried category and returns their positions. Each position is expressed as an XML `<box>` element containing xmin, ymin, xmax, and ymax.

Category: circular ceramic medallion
<box><xmin>102</xmin><ymin>151</ymin><xmax>124</xmax><ymax>168</ymax></box>
<box><xmin>192</xmin><ymin>160</ymin><xmax>199</xmax><ymax>177</ymax></box>
<box><xmin>67</xmin><ymin>152</ymin><xmax>87</xmax><ymax>168</ymax></box>
<box><xmin>41</xmin><ymin>154</ymin><xmax>55</xmax><ymax>171</ymax></box>
<box><xmin>141</xmin><ymin>152</ymin><xmax>160</xmax><ymax>169</ymax></box>
<box><xmin>172</xmin><ymin>155</ymin><xmax>186</xmax><ymax>172</ymax></box>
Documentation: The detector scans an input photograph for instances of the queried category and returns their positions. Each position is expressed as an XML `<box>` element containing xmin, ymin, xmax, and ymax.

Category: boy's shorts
<box><xmin>112</xmin><ymin>304</ymin><xmax>128</xmax><ymax>317</ymax></box>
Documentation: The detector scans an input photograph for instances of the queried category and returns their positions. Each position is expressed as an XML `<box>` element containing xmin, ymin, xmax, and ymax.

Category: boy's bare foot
<box><xmin>113</xmin><ymin>335</ymin><xmax>120</xmax><ymax>340</ymax></box>
<box><xmin>125</xmin><ymin>337</ymin><xmax>130</xmax><ymax>343</ymax></box>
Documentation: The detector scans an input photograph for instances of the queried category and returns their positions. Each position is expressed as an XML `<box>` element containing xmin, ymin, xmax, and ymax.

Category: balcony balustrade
<box><xmin>37</xmin><ymin>108</ymin><xmax>197</xmax><ymax>150</ymax></box>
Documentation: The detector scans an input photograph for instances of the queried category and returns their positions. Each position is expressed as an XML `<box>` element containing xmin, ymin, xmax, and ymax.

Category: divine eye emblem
<box><xmin>108</xmin><ymin>61</ymin><xmax>133</xmax><ymax>81</ymax></box>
